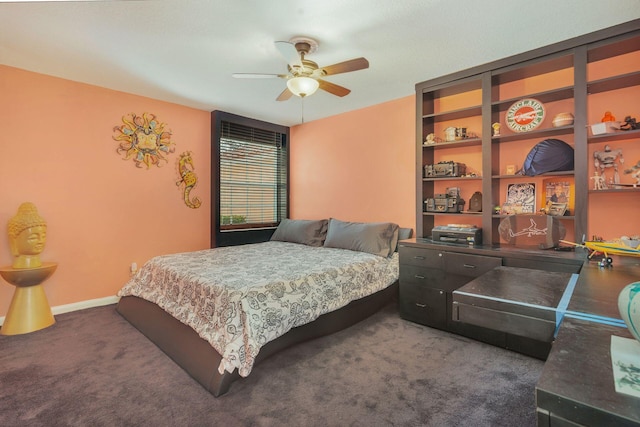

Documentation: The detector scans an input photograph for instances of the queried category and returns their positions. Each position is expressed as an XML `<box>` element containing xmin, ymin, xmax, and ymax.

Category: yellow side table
<box><xmin>0</xmin><ymin>262</ymin><xmax>57</xmax><ymax>335</ymax></box>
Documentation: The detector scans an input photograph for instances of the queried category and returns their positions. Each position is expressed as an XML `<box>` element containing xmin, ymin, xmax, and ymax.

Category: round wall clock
<box><xmin>505</xmin><ymin>98</ymin><xmax>546</xmax><ymax>133</ymax></box>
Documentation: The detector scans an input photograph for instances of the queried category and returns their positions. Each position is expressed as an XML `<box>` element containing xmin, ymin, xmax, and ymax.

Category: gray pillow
<box><xmin>323</xmin><ymin>218</ymin><xmax>399</xmax><ymax>258</ymax></box>
<box><xmin>395</xmin><ymin>227</ymin><xmax>414</xmax><ymax>252</ymax></box>
<box><xmin>270</xmin><ymin>219</ymin><xmax>328</xmax><ymax>247</ymax></box>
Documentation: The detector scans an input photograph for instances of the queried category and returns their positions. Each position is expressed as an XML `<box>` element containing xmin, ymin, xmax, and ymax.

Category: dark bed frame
<box><xmin>116</xmin><ymin>281</ymin><xmax>398</xmax><ymax>397</ymax></box>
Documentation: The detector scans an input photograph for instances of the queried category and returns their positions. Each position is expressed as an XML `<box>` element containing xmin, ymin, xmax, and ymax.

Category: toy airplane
<box><xmin>559</xmin><ymin>238</ymin><xmax>640</xmax><ymax>266</ymax></box>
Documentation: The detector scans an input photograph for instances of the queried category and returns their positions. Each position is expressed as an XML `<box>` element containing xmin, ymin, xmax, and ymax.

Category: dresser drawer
<box><xmin>399</xmin><ymin>246</ymin><xmax>443</xmax><ymax>269</ymax></box>
<box><xmin>399</xmin><ymin>264</ymin><xmax>445</xmax><ymax>287</ymax></box>
<box><xmin>444</xmin><ymin>252</ymin><xmax>501</xmax><ymax>278</ymax></box>
<box><xmin>399</xmin><ymin>281</ymin><xmax>447</xmax><ymax>329</ymax></box>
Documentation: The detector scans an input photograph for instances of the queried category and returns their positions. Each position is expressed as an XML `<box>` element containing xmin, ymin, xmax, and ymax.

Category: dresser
<box><xmin>398</xmin><ymin>238</ymin><xmax>583</xmax><ymax>358</ymax></box>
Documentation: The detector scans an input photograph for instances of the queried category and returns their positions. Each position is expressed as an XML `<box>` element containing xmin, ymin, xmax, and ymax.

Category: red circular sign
<box><xmin>505</xmin><ymin>99</ymin><xmax>545</xmax><ymax>133</ymax></box>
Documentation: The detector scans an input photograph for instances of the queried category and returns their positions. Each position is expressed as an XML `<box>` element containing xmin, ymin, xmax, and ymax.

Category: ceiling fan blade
<box><xmin>232</xmin><ymin>73</ymin><xmax>287</xmax><ymax>79</ymax></box>
<box><xmin>275</xmin><ymin>41</ymin><xmax>301</xmax><ymax>66</ymax></box>
<box><xmin>276</xmin><ymin>87</ymin><xmax>294</xmax><ymax>101</ymax></box>
<box><xmin>320</xmin><ymin>57</ymin><xmax>369</xmax><ymax>76</ymax></box>
<box><xmin>318</xmin><ymin>79</ymin><xmax>351</xmax><ymax>97</ymax></box>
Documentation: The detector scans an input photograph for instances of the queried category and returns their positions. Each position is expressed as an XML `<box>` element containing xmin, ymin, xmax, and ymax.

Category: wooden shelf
<box><xmin>492</xmin><ymin>54</ymin><xmax>573</xmax><ymax>85</ymax></box>
<box><xmin>588</xmin><ymin>71</ymin><xmax>640</xmax><ymax>94</ymax></box>
<box><xmin>422</xmin><ymin>137</ymin><xmax>482</xmax><ymax>149</ymax></box>
<box><xmin>422</xmin><ymin>105</ymin><xmax>482</xmax><ymax>123</ymax></box>
<box><xmin>589</xmin><ymin>187</ymin><xmax>640</xmax><ymax>193</ymax></box>
<box><xmin>491</xmin><ymin>171</ymin><xmax>574</xmax><ymax>179</ymax></box>
<box><xmin>492</xmin><ymin>126</ymin><xmax>574</xmax><ymax>144</ymax></box>
<box><xmin>423</xmin><ymin>176</ymin><xmax>482</xmax><ymax>182</ymax></box>
<box><xmin>587</xmin><ymin>128</ymin><xmax>640</xmax><ymax>144</ymax></box>
<box><xmin>493</xmin><ymin>86</ymin><xmax>574</xmax><ymax>111</ymax></box>
<box><xmin>492</xmin><ymin>215</ymin><xmax>575</xmax><ymax>220</ymax></box>
<box><xmin>423</xmin><ymin>211</ymin><xmax>482</xmax><ymax>217</ymax></box>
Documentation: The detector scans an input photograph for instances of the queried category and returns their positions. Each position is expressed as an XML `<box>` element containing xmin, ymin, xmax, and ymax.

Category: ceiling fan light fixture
<box><xmin>287</xmin><ymin>76</ymin><xmax>319</xmax><ymax>98</ymax></box>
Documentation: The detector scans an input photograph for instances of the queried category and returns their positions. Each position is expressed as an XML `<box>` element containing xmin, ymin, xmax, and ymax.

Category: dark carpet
<box><xmin>0</xmin><ymin>303</ymin><xmax>543</xmax><ymax>426</ymax></box>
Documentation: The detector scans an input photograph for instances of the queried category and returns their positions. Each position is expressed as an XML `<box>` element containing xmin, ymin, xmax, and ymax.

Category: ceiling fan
<box><xmin>232</xmin><ymin>37</ymin><xmax>369</xmax><ymax>101</ymax></box>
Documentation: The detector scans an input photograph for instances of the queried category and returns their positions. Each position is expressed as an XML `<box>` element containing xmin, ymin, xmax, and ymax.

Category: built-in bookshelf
<box><xmin>415</xmin><ymin>19</ymin><xmax>640</xmax><ymax>245</ymax></box>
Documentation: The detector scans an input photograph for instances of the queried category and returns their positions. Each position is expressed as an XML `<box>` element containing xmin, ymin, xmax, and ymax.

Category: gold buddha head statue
<box><xmin>7</xmin><ymin>202</ymin><xmax>47</xmax><ymax>269</ymax></box>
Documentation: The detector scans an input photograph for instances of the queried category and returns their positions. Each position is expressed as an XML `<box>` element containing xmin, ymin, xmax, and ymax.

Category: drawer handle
<box><xmin>413</xmin><ymin>256</ymin><xmax>425</xmax><ymax>260</ymax></box>
<box><xmin>463</xmin><ymin>264</ymin><xmax>477</xmax><ymax>269</ymax></box>
<box><xmin>415</xmin><ymin>303</ymin><xmax>427</xmax><ymax>308</ymax></box>
<box><xmin>414</xmin><ymin>274</ymin><xmax>425</xmax><ymax>280</ymax></box>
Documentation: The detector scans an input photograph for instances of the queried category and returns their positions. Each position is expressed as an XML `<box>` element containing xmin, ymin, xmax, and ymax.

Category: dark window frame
<box><xmin>211</xmin><ymin>111</ymin><xmax>290</xmax><ymax>247</ymax></box>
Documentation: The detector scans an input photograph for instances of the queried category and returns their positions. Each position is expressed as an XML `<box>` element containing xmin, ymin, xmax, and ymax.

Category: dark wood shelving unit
<box><xmin>407</xmin><ymin>20</ymin><xmax>640</xmax><ymax>426</ymax></box>
<box><xmin>414</xmin><ymin>19</ymin><xmax>640</xmax><ymax>246</ymax></box>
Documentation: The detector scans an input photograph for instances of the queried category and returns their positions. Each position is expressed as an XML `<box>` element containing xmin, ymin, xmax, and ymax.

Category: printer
<box><xmin>431</xmin><ymin>224</ymin><xmax>482</xmax><ymax>245</ymax></box>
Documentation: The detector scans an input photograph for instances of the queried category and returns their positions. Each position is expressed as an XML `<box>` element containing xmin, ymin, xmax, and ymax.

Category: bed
<box><xmin>116</xmin><ymin>218</ymin><xmax>408</xmax><ymax>396</ymax></box>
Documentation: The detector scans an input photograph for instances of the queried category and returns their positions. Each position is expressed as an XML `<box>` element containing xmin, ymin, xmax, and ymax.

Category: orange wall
<box><xmin>0</xmin><ymin>66</ymin><xmax>211</xmax><ymax>317</ymax></box>
<box><xmin>290</xmin><ymin>97</ymin><xmax>415</xmax><ymax>230</ymax></box>
<box><xmin>2</xmin><ymin>60</ymin><xmax>636</xmax><ymax>318</ymax></box>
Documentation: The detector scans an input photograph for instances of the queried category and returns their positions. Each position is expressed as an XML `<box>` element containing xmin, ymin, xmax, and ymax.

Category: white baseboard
<box><xmin>0</xmin><ymin>295</ymin><xmax>120</xmax><ymax>326</ymax></box>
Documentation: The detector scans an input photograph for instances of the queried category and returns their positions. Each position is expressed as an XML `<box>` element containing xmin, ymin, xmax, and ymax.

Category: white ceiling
<box><xmin>1</xmin><ymin>0</ymin><xmax>639</xmax><ymax>127</ymax></box>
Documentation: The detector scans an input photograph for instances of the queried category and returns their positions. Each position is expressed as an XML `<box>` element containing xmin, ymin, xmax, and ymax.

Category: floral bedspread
<box><xmin>117</xmin><ymin>241</ymin><xmax>399</xmax><ymax>377</ymax></box>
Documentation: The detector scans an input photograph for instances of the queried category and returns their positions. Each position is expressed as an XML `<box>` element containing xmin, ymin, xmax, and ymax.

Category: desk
<box><xmin>566</xmin><ymin>257</ymin><xmax>640</xmax><ymax>320</ymax></box>
<box><xmin>536</xmin><ymin>318</ymin><xmax>640</xmax><ymax>426</ymax></box>
<box><xmin>536</xmin><ymin>257</ymin><xmax>640</xmax><ymax>427</ymax></box>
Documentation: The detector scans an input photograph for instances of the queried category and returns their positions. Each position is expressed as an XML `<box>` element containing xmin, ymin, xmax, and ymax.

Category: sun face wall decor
<box><xmin>112</xmin><ymin>112</ymin><xmax>175</xmax><ymax>168</ymax></box>
<box><xmin>176</xmin><ymin>151</ymin><xmax>202</xmax><ymax>209</ymax></box>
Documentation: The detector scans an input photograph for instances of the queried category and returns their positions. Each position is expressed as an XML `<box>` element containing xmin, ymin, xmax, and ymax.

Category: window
<box><xmin>212</xmin><ymin>111</ymin><xmax>289</xmax><ymax>247</ymax></box>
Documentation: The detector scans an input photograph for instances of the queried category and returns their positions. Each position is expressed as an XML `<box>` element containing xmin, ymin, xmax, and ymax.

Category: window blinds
<box><xmin>219</xmin><ymin>120</ymin><xmax>287</xmax><ymax>230</ymax></box>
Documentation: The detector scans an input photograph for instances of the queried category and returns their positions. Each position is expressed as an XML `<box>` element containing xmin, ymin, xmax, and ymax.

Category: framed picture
<box><xmin>541</xmin><ymin>179</ymin><xmax>573</xmax><ymax>215</ymax></box>
<box><xmin>505</xmin><ymin>182</ymin><xmax>536</xmax><ymax>214</ymax></box>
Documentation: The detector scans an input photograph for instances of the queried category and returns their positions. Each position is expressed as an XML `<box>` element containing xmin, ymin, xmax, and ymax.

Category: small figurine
<box><xmin>455</xmin><ymin>127</ymin><xmax>467</xmax><ymax>139</ymax></box>
<box><xmin>624</xmin><ymin>160</ymin><xmax>640</xmax><ymax>187</ymax></box>
<box><xmin>594</xmin><ymin>144</ymin><xmax>624</xmax><ymax>184</ymax></box>
<box><xmin>492</xmin><ymin>122</ymin><xmax>501</xmax><ymax>137</ymax></box>
<box><xmin>591</xmin><ymin>171</ymin><xmax>607</xmax><ymax>190</ymax></box>
<box><xmin>424</xmin><ymin>133</ymin><xmax>436</xmax><ymax>145</ymax></box>
<box><xmin>620</xmin><ymin>116</ymin><xmax>638</xmax><ymax>131</ymax></box>
<box><xmin>601</xmin><ymin>111</ymin><xmax>616</xmax><ymax>122</ymax></box>
<box><xmin>444</xmin><ymin>126</ymin><xmax>457</xmax><ymax>142</ymax></box>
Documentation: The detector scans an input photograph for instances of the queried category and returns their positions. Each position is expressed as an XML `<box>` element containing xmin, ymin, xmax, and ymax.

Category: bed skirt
<box><xmin>116</xmin><ymin>280</ymin><xmax>398</xmax><ymax>397</ymax></box>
